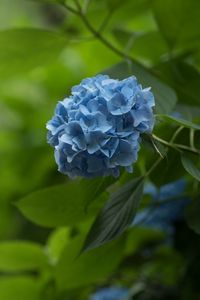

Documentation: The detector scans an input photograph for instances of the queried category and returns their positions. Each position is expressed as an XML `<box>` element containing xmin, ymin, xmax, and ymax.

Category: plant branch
<box><xmin>173</xmin><ymin>143</ymin><xmax>200</xmax><ymax>155</ymax></box>
<box><xmin>74</xmin><ymin>0</ymin><xmax>82</xmax><ymax>11</ymax></box>
<box><xmin>190</xmin><ymin>128</ymin><xmax>195</xmax><ymax>149</ymax></box>
<box><xmin>78</xmin><ymin>10</ymin><xmax>131</xmax><ymax>60</ymax></box>
<box><xmin>98</xmin><ymin>10</ymin><xmax>113</xmax><ymax>33</ymax></box>
<box><xmin>62</xmin><ymin>2</ymin><xmax>139</xmax><ymax>62</ymax></box>
<box><xmin>152</xmin><ymin>134</ymin><xmax>200</xmax><ymax>156</ymax></box>
<box><xmin>61</xmin><ymin>3</ymin><xmax>79</xmax><ymax>15</ymax></box>
<box><xmin>145</xmin><ymin>157</ymin><xmax>163</xmax><ymax>177</ymax></box>
<box><xmin>170</xmin><ymin>126</ymin><xmax>184</xmax><ymax>143</ymax></box>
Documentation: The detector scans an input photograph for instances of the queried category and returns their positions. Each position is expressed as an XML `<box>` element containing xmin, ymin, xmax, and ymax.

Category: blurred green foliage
<box><xmin>0</xmin><ymin>0</ymin><xmax>200</xmax><ymax>299</ymax></box>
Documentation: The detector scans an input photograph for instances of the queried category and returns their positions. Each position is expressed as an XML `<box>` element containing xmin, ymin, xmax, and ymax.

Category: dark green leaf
<box><xmin>55</xmin><ymin>234</ymin><xmax>124</xmax><ymax>290</ymax></box>
<box><xmin>0</xmin><ymin>29</ymin><xmax>67</xmax><ymax>76</ymax></box>
<box><xmin>112</xmin><ymin>28</ymin><xmax>138</xmax><ymax>48</ymax></box>
<box><xmin>153</xmin><ymin>0</ymin><xmax>200</xmax><ymax>52</ymax></box>
<box><xmin>181</xmin><ymin>155</ymin><xmax>200</xmax><ymax>181</ymax></box>
<box><xmin>156</xmin><ymin>114</ymin><xmax>200</xmax><ymax>130</ymax></box>
<box><xmin>149</xmin><ymin>148</ymin><xmax>183</xmax><ymax>186</ymax></box>
<box><xmin>17</xmin><ymin>178</ymin><xmax>114</xmax><ymax>227</ymax></box>
<box><xmin>175</xmin><ymin>104</ymin><xmax>200</xmax><ymax>121</ymax></box>
<box><xmin>104</xmin><ymin>61</ymin><xmax>177</xmax><ymax>115</ymax></box>
<box><xmin>186</xmin><ymin>199</ymin><xmax>200</xmax><ymax>234</ymax></box>
<box><xmin>82</xmin><ymin>177</ymin><xmax>144</xmax><ymax>252</ymax></box>
<box><xmin>153</xmin><ymin>61</ymin><xmax>200</xmax><ymax>107</ymax></box>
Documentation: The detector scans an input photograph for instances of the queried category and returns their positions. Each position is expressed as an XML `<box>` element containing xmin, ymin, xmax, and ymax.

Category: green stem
<box><xmin>150</xmin><ymin>137</ymin><xmax>165</xmax><ymax>158</ymax></box>
<box><xmin>98</xmin><ymin>10</ymin><xmax>113</xmax><ymax>33</ymax></box>
<box><xmin>152</xmin><ymin>134</ymin><xmax>180</xmax><ymax>151</ymax></box>
<box><xmin>78</xmin><ymin>10</ymin><xmax>131</xmax><ymax>60</ymax></box>
<box><xmin>145</xmin><ymin>157</ymin><xmax>163</xmax><ymax>177</ymax></box>
<box><xmin>190</xmin><ymin>128</ymin><xmax>195</xmax><ymax>149</ymax></box>
<box><xmin>170</xmin><ymin>126</ymin><xmax>184</xmax><ymax>143</ymax></box>
<box><xmin>152</xmin><ymin>134</ymin><xmax>200</xmax><ymax>156</ymax></box>
<box><xmin>173</xmin><ymin>143</ymin><xmax>200</xmax><ymax>155</ymax></box>
<box><xmin>62</xmin><ymin>3</ymin><xmax>79</xmax><ymax>14</ymax></box>
<box><xmin>83</xmin><ymin>0</ymin><xmax>91</xmax><ymax>13</ymax></box>
<box><xmin>62</xmin><ymin>2</ymin><xmax>142</xmax><ymax>65</ymax></box>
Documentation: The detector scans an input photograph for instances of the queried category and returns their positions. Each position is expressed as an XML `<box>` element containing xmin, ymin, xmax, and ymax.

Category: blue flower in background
<box><xmin>47</xmin><ymin>75</ymin><xmax>155</xmax><ymax>178</ymax></box>
<box><xmin>133</xmin><ymin>179</ymin><xmax>190</xmax><ymax>235</ymax></box>
<box><xmin>89</xmin><ymin>287</ymin><xmax>129</xmax><ymax>300</ymax></box>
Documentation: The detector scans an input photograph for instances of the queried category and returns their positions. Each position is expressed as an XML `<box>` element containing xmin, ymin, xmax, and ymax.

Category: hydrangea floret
<box><xmin>89</xmin><ymin>287</ymin><xmax>129</xmax><ymax>300</ymax></box>
<box><xmin>47</xmin><ymin>75</ymin><xmax>155</xmax><ymax>178</ymax></box>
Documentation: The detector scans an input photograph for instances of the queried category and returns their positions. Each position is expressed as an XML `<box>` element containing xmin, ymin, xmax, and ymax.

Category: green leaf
<box><xmin>0</xmin><ymin>241</ymin><xmax>48</xmax><ymax>272</ymax></box>
<box><xmin>0</xmin><ymin>276</ymin><xmax>40</xmax><ymax>300</ymax></box>
<box><xmin>153</xmin><ymin>61</ymin><xmax>200</xmax><ymax>107</ymax></box>
<box><xmin>181</xmin><ymin>155</ymin><xmax>200</xmax><ymax>181</ymax></box>
<box><xmin>125</xmin><ymin>227</ymin><xmax>165</xmax><ymax>256</ymax></box>
<box><xmin>17</xmin><ymin>178</ymin><xmax>114</xmax><ymax>227</ymax></box>
<box><xmin>153</xmin><ymin>0</ymin><xmax>200</xmax><ymax>52</ymax></box>
<box><xmin>186</xmin><ymin>199</ymin><xmax>200</xmax><ymax>234</ymax></box>
<box><xmin>0</xmin><ymin>29</ymin><xmax>67</xmax><ymax>77</ymax></box>
<box><xmin>29</xmin><ymin>0</ymin><xmax>64</xmax><ymax>2</ymax></box>
<box><xmin>82</xmin><ymin>177</ymin><xmax>144</xmax><ymax>252</ymax></box>
<box><xmin>55</xmin><ymin>234</ymin><xmax>124</xmax><ymax>290</ymax></box>
<box><xmin>149</xmin><ymin>148</ymin><xmax>183</xmax><ymax>186</ymax></box>
<box><xmin>156</xmin><ymin>114</ymin><xmax>200</xmax><ymax>130</ymax></box>
<box><xmin>176</xmin><ymin>104</ymin><xmax>200</xmax><ymax>121</ymax></box>
<box><xmin>113</xmin><ymin>29</ymin><xmax>168</xmax><ymax>64</ymax></box>
<box><xmin>47</xmin><ymin>227</ymin><xmax>70</xmax><ymax>263</ymax></box>
<box><xmin>104</xmin><ymin>61</ymin><xmax>177</xmax><ymax>115</ymax></box>
<box><xmin>106</xmin><ymin>0</ymin><xmax>154</xmax><ymax>20</ymax></box>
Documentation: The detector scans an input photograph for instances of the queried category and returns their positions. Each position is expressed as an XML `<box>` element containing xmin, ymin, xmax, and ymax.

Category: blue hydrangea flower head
<box><xmin>89</xmin><ymin>287</ymin><xmax>129</xmax><ymax>300</ymax></box>
<box><xmin>46</xmin><ymin>74</ymin><xmax>155</xmax><ymax>178</ymax></box>
<box><xmin>133</xmin><ymin>179</ymin><xmax>190</xmax><ymax>235</ymax></box>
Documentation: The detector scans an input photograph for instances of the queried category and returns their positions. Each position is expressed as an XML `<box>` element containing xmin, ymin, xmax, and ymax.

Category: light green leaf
<box><xmin>55</xmin><ymin>234</ymin><xmax>124</xmax><ymax>290</ymax></box>
<box><xmin>0</xmin><ymin>276</ymin><xmax>40</xmax><ymax>300</ymax></box>
<box><xmin>181</xmin><ymin>155</ymin><xmax>200</xmax><ymax>181</ymax></box>
<box><xmin>0</xmin><ymin>29</ymin><xmax>67</xmax><ymax>76</ymax></box>
<box><xmin>47</xmin><ymin>227</ymin><xmax>70</xmax><ymax>263</ymax></box>
<box><xmin>156</xmin><ymin>114</ymin><xmax>200</xmax><ymax>130</ymax></box>
<box><xmin>104</xmin><ymin>61</ymin><xmax>177</xmax><ymax>114</ymax></box>
<box><xmin>82</xmin><ymin>177</ymin><xmax>144</xmax><ymax>252</ymax></box>
<box><xmin>17</xmin><ymin>178</ymin><xmax>114</xmax><ymax>227</ymax></box>
<box><xmin>0</xmin><ymin>241</ymin><xmax>48</xmax><ymax>272</ymax></box>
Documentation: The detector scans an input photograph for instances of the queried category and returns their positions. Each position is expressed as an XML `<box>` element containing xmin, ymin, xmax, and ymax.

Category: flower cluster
<box><xmin>133</xmin><ymin>179</ymin><xmax>190</xmax><ymax>235</ymax></box>
<box><xmin>89</xmin><ymin>287</ymin><xmax>128</xmax><ymax>300</ymax></box>
<box><xmin>47</xmin><ymin>75</ymin><xmax>155</xmax><ymax>178</ymax></box>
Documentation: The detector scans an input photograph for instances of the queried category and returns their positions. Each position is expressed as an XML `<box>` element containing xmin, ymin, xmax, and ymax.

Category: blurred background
<box><xmin>0</xmin><ymin>0</ymin><xmax>200</xmax><ymax>299</ymax></box>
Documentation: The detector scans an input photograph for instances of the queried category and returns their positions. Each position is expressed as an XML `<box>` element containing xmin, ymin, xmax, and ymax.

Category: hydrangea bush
<box><xmin>47</xmin><ymin>75</ymin><xmax>155</xmax><ymax>178</ymax></box>
<box><xmin>3</xmin><ymin>0</ymin><xmax>200</xmax><ymax>299</ymax></box>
